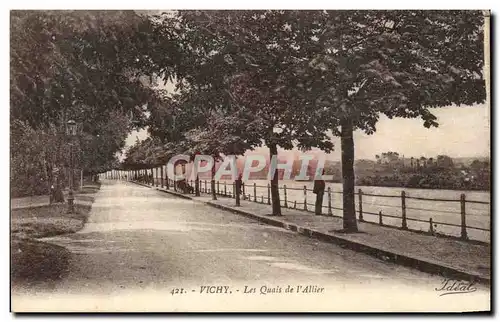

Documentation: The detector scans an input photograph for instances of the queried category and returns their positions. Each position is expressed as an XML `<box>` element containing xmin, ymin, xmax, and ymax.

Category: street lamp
<box><xmin>66</xmin><ymin>119</ymin><xmax>77</xmax><ymax>213</ymax></box>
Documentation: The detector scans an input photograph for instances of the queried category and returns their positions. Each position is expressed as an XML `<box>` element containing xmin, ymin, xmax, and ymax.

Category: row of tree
<box><xmin>355</xmin><ymin>152</ymin><xmax>490</xmax><ymax>189</ymax></box>
<box><xmin>12</xmin><ymin>11</ymin><xmax>485</xmax><ymax>231</ymax></box>
<box><xmin>11</xmin><ymin>11</ymin><xmax>159</xmax><ymax>197</ymax></box>
<box><xmin>357</xmin><ymin>166</ymin><xmax>490</xmax><ymax>190</ymax></box>
<box><xmin>121</xmin><ymin>10</ymin><xmax>486</xmax><ymax>232</ymax></box>
<box><xmin>375</xmin><ymin>152</ymin><xmax>455</xmax><ymax>169</ymax></box>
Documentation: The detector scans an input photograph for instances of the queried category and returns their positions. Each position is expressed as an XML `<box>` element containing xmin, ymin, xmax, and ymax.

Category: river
<box><xmin>214</xmin><ymin>179</ymin><xmax>490</xmax><ymax>243</ymax></box>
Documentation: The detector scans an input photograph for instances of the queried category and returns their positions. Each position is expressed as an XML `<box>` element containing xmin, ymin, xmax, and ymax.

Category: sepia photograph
<box><xmin>9</xmin><ymin>8</ymin><xmax>491</xmax><ymax>312</ymax></box>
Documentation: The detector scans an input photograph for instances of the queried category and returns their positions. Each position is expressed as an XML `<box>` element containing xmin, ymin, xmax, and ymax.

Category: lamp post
<box><xmin>66</xmin><ymin>120</ymin><xmax>77</xmax><ymax>214</ymax></box>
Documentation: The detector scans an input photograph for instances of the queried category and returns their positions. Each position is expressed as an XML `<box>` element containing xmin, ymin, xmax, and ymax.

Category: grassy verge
<box><xmin>11</xmin><ymin>204</ymin><xmax>91</xmax><ymax>239</ymax></box>
<box><xmin>11</xmin><ymin>238</ymin><xmax>71</xmax><ymax>286</ymax></box>
<box><xmin>11</xmin><ymin>183</ymin><xmax>100</xmax><ymax>288</ymax></box>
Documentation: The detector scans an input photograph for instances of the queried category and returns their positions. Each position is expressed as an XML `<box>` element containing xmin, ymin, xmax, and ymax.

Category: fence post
<box><xmin>204</xmin><ymin>180</ymin><xmax>207</xmax><ymax>193</ymax></box>
<box><xmin>224</xmin><ymin>181</ymin><xmax>227</xmax><ymax>196</ymax></box>
<box><xmin>261</xmin><ymin>195</ymin><xmax>264</xmax><ymax>203</ymax></box>
<box><xmin>429</xmin><ymin>218</ymin><xmax>434</xmax><ymax>235</ymax></box>
<box><xmin>267</xmin><ymin>184</ymin><xmax>271</xmax><ymax>204</ymax></box>
<box><xmin>294</xmin><ymin>200</ymin><xmax>297</xmax><ymax>209</ymax></box>
<box><xmin>160</xmin><ymin>166</ymin><xmax>164</xmax><ymax>188</ymax></box>
<box><xmin>235</xmin><ymin>180</ymin><xmax>241</xmax><ymax>207</ymax></box>
<box><xmin>283</xmin><ymin>185</ymin><xmax>288</xmax><ymax>208</ymax></box>
<box><xmin>401</xmin><ymin>191</ymin><xmax>408</xmax><ymax>230</ymax></box>
<box><xmin>195</xmin><ymin>176</ymin><xmax>200</xmax><ymax>196</ymax></box>
<box><xmin>242</xmin><ymin>183</ymin><xmax>246</xmax><ymax>200</ymax></box>
<box><xmin>358</xmin><ymin>189</ymin><xmax>364</xmax><ymax>222</ymax></box>
<box><xmin>379</xmin><ymin>211</ymin><xmax>383</xmax><ymax>226</ymax></box>
<box><xmin>155</xmin><ymin>167</ymin><xmax>159</xmax><ymax>187</ymax></box>
<box><xmin>303</xmin><ymin>186</ymin><xmax>308</xmax><ymax>210</ymax></box>
<box><xmin>253</xmin><ymin>182</ymin><xmax>257</xmax><ymax>202</ymax></box>
<box><xmin>460</xmin><ymin>194</ymin><xmax>468</xmax><ymax>240</ymax></box>
<box><xmin>328</xmin><ymin>187</ymin><xmax>332</xmax><ymax>216</ymax></box>
<box><xmin>217</xmin><ymin>181</ymin><xmax>220</xmax><ymax>195</ymax></box>
<box><xmin>166</xmin><ymin>171</ymin><xmax>170</xmax><ymax>190</ymax></box>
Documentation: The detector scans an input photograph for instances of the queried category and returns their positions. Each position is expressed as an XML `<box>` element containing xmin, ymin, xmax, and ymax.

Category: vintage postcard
<box><xmin>10</xmin><ymin>9</ymin><xmax>491</xmax><ymax>312</ymax></box>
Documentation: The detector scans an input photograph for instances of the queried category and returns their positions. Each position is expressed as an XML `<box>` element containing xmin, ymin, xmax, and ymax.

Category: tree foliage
<box><xmin>128</xmin><ymin>10</ymin><xmax>486</xmax><ymax>223</ymax></box>
<box><xmin>10</xmin><ymin>10</ymin><xmax>163</xmax><ymax>195</ymax></box>
<box><xmin>148</xmin><ymin>10</ymin><xmax>338</xmax><ymax>215</ymax></box>
<box><xmin>13</xmin><ymin>10</ymin><xmax>486</xmax><ymax>228</ymax></box>
<box><xmin>300</xmin><ymin>10</ymin><xmax>486</xmax><ymax>231</ymax></box>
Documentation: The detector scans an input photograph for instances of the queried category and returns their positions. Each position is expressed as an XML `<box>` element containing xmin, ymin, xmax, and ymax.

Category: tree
<box><xmin>420</xmin><ymin>157</ymin><xmax>427</xmax><ymax>169</ymax></box>
<box><xmin>159</xmin><ymin>10</ymin><xmax>335</xmax><ymax>216</ymax></box>
<box><xmin>11</xmin><ymin>10</ymin><xmax>155</xmax><ymax>129</ymax></box>
<box><xmin>122</xmin><ymin>136</ymin><xmax>170</xmax><ymax>169</ymax></box>
<box><xmin>305</xmin><ymin>10</ymin><xmax>486</xmax><ymax>232</ymax></box>
<box><xmin>436</xmin><ymin>155</ymin><xmax>455</xmax><ymax>169</ymax></box>
<box><xmin>181</xmin><ymin>108</ymin><xmax>263</xmax><ymax>200</ymax></box>
<box><xmin>136</xmin><ymin>10</ymin><xmax>486</xmax><ymax>226</ymax></box>
<box><xmin>142</xmin><ymin>87</ymin><xmax>228</xmax><ymax>199</ymax></box>
<box><xmin>11</xmin><ymin>11</ymin><xmax>162</xmax><ymax>195</ymax></box>
<box><xmin>379</xmin><ymin>151</ymin><xmax>399</xmax><ymax>164</ymax></box>
<box><xmin>470</xmin><ymin>159</ymin><xmax>489</xmax><ymax>171</ymax></box>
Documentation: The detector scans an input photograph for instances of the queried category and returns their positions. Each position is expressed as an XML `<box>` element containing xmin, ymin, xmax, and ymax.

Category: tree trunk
<box><xmin>211</xmin><ymin>161</ymin><xmax>217</xmax><ymax>200</ymax></box>
<box><xmin>42</xmin><ymin>154</ymin><xmax>50</xmax><ymax>197</ymax></box>
<box><xmin>269</xmin><ymin>143</ymin><xmax>282</xmax><ymax>216</ymax></box>
<box><xmin>195</xmin><ymin>174</ymin><xmax>200</xmax><ymax>196</ymax></box>
<box><xmin>341</xmin><ymin>118</ymin><xmax>358</xmax><ymax>232</ymax></box>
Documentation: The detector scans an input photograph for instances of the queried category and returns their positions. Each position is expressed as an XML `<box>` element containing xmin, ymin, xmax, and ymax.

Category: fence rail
<box><xmin>101</xmin><ymin>168</ymin><xmax>490</xmax><ymax>244</ymax></box>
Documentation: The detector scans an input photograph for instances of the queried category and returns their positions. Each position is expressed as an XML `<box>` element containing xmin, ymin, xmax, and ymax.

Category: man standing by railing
<box><xmin>313</xmin><ymin>175</ymin><xmax>325</xmax><ymax>216</ymax></box>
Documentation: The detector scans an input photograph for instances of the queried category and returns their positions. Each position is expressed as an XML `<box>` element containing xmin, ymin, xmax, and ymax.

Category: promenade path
<box><xmin>149</xmin><ymin>182</ymin><xmax>491</xmax><ymax>283</ymax></box>
<box><xmin>11</xmin><ymin>180</ymin><xmax>490</xmax><ymax>311</ymax></box>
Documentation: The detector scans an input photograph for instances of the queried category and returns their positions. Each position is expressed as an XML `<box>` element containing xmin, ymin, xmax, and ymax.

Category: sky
<box><xmin>125</xmin><ymin>103</ymin><xmax>490</xmax><ymax>161</ymax></box>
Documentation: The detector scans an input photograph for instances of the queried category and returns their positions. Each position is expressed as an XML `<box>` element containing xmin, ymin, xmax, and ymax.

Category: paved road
<box><xmin>12</xmin><ymin>180</ymin><xmax>490</xmax><ymax>312</ymax></box>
